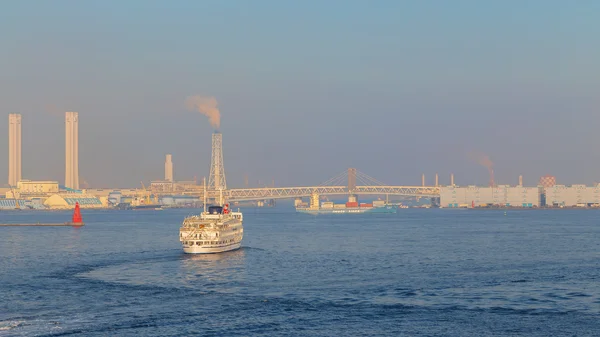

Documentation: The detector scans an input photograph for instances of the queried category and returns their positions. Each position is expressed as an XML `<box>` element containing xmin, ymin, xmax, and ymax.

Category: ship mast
<box><xmin>203</xmin><ymin>177</ymin><xmax>207</xmax><ymax>214</ymax></box>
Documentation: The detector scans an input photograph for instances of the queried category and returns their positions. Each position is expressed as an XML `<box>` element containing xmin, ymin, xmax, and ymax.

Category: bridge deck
<box><xmin>219</xmin><ymin>185</ymin><xmax>440</xmax><ymax>201</ymax></box>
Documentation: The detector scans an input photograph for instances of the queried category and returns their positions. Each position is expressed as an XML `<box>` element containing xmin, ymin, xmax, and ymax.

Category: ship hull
<box><xmin>183</xmin><ymin>241</ymin><xmax>241</xmax><ymax>254</ymax></box>
<box><xmin>117</xmin><ymin>203</ymin><xmax>162</xmax><ymax>210</ymax></box>
<box><xmin>130</xmin><ymin>204</ymin><xmax>162</xmax><ymax>210</ymax></box>
<box><xmin>296</xmin><ymin>206</ymin><xmax>397</xmax><ymax>214</ymax></box>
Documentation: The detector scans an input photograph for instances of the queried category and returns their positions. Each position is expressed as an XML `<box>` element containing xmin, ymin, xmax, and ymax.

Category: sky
<box><xmin>1</xmin><ymin>0</ymin><xmax>599</xmax><ymax>188</ymax></box>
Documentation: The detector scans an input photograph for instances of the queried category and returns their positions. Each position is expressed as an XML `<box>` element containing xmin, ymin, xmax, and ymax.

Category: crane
<box><xmin>140</xmin><ymin>181</ymin><xmax>150</xmax><ymax>204</ymax></box>
<box><xmin>10</xmin><ymin>186</ymin><xmax>20</xmax><ymax>210</ymax></box>
<box><xmin>140</xmin><ymin>181</ymin><xmax>157</xmax><ymax>204</ymax></box>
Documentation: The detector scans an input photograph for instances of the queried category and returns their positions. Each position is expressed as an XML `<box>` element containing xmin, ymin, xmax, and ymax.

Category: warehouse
<box><xmin>544</xmin><ymin>185</ymin><xmax>600</xmax><ymax>207</ymax></box>
<box><xmin>440</xmin><ymin>186</ymin><xmax>541</xmax><ymax>208</ymax></box>
<box><xmin>17</xmin><ymin>180</ymin><xmax>59</xmax><ymax>194</ymax></box>
<box><xmin>0</xmin><ymin>199</ymin><xmax>27</xmax><ymax>210</ymax></box>
<box><xmin>505</xmin><ymin>186</ymin><xmax>541</xmax><ymax>207</ymax></box>
<box><xmin>43</xmin><ymin>194</ymin><xmax>104</xmax><ymax>209</ymax></box>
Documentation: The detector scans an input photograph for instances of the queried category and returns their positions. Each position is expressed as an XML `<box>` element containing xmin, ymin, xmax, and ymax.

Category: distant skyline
<box><xmin>2</xmin><ymin>1</ymin><xmax>600</xmax><ymax>188</ymax></box>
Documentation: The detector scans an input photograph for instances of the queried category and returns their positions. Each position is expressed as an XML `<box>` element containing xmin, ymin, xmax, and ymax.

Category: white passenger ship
<box><xmin>179</xmin><ymin>203</ymin><xmax>244</xmax><ymax>254</ymax></box>
<box><xmin>179</xmin><ymin>181</ymin><xmax>243</xmax><ymax>254</ymax></box>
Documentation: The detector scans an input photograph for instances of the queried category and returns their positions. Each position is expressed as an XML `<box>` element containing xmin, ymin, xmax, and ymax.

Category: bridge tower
<box><xmin>208</xmin><ymin>131</ymin><xmax>227</xmax><ymax>191</ymax></box>
<box><xmin>348</xmin><ymin>168</ymin><xmax>356</xmax><ymax>192</ymax></box>
<box><xmin>348</xmin><ymin>168</ymin><xmax>357</xmax><ymax>203</ymax></box>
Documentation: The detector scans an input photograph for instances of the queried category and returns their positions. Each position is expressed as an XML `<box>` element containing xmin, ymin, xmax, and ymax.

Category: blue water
<box><xmin>1</xmin><ymin>208</ymin><xmax>599</xmax><ymax>336</ymax></box>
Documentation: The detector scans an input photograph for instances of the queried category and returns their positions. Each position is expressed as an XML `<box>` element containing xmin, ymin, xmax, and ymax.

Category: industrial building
<box><xmin>5</xmin><ymin>180</ymin><xmax>60</xmax><ymax>199</ymax></box>
<box><xmin>84</xmin><ymin>188</ymin><xmax>139</xmax><ymax>198</ymax></box>
<box><xmin>16</xmin><ymin>180</ymin><xmax>59</xmax><ymax>194</ymax></box>
<box><xmin>539</xmin><ymin>175</ymin><xmax>557</xmax><ymax>188</ymax></box>
<box><xmin>8</xmin><ymin>113</ymin><xmax>22</xmax><ymax>186</ymax></box>
<box><xmin>544</xmin><ymin>185</ymin><xmax>600</xmax><ymax>207</ymax></box>
<box><xmin>43</xmin><ymin>193</ymin><xmax>103</xmax><ymax>209</ymax></box>
<box><xmin>150</xmin><ymin>180</ymin><xmax>174</xmax><ymax>192</ymax></box>
<box><xmin>0</xmin><ymin>198</ymin><xmax>45</xmax><ymax>210</ymax></box>
<box><xmin>440</xmin><ymin>185</ymin><xmax>541</xmax><ymax>208</ymax></box>
<box><xmin>0</xmin><ymin>199</ymin><xmax>25</xmax><ymax>210</ymax></box>
<box><xmin>65</xmin><ymin>111</ymin><xmax>79</xmax><ymax>189</ymax></box>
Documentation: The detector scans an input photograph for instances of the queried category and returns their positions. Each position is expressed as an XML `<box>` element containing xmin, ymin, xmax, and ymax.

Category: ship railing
<box><xmin>181</xmin><ymin>227</ymin><xmax>211</xmax><ymax>240</ymax></box>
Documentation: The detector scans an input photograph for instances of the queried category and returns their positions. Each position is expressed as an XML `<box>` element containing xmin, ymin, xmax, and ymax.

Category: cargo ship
<box><xmin>115</xmin><ymin>195</ymin><xmax>162</xmax><ymax>210</ymax></box>
<box><xmin>114</xmin><ymin>203</ymin><xmax>162</xmax><ymax>210</ymax></box>
<box><xmin>296</xmin><ymin>194</ymin><xmax>397</xmax><ymax>214</ymax></box>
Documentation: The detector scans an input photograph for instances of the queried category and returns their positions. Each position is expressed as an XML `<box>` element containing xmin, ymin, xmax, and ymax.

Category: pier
<box><xmin>0</xmin><ymin>223</ymin><xmax>82</xmax><ymax>227</ymax></box>
<box><xmin>0</xmin><ymin>202</ymin><xmax>84</xmax><ymax>227</ymax></box>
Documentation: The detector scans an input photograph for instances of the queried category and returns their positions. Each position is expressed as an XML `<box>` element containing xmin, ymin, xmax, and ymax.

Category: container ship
<box><xmin>115</xmin><ymin>195</ymin><xmax>162</xmax><ymax>210</ymax></box>
<box><xmin>296</xmin><ymin>194</ymin><xmax>397</xmax><ymax>214</ymax></box>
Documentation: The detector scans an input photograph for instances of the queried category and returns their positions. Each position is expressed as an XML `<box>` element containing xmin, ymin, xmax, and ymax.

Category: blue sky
<box><xmin>1</xmin><ymin>1</ymin><xmax>599</xmax><ymax>188</ymax></box>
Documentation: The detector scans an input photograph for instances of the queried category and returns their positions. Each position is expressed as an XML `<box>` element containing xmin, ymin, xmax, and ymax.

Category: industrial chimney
<box><xmin>165</xmin><ymin>154</ymin><xmax>173</xmax><ymax>182</ymax></box>
<box><xmin>422</xmin><ymin>174</ymin><xmax>425</xmax><ymax>187</ymax></box>
<box><xmin>450</xmin><ymin>173</ymin><xmax>454</xmax><ymax>186</ymax></box>
<box><xmin>488</xmin><ymin>168</ymin><xmax>495</xmax><ymax>187</ymax></box>
<box><xmin>519</xmin><ymin>175</ymin><xmax>523</xmax><ymax>187</ymax></box>
<box><xmin>208</xmin><ymin>131</ymin><xmax>227</xmax><ymax>191</ymax></box>
<box><xmin>435</xmin><ymin>173</ymin><xmax>439</xmax><ymax>187</ymax></box>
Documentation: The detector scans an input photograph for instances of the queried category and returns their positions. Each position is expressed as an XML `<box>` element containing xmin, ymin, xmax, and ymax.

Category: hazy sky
<box><xmin>1</xmin><ymin>1</ymin><xmax>599</xmax><ymax>188</ymax></box>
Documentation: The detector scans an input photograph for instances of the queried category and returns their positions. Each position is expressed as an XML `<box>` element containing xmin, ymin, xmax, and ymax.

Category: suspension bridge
<box><xmin>224</xmin><ymin>169</ymin><xmax>440</xmax><ymax>202</ymax></box>
<box><xmin>174</xmin><ymin>132</ymin><xmax>441</xmax><ymax>203</ymax></box>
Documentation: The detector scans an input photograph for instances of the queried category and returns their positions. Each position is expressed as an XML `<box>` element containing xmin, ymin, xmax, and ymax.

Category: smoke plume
<box><xmin>184</xmin><ymin>95</ymin><xmax>221</xmax><ymax>129</ymax></box>
<box><xmin>468</xmin><ymin>151</ymin><xmax>495</xmax><ymax>186</ymax></box>
<box><xmin>44</xmin><ymin>104</ymin><xmax>63</xmax><ymax>117</ymax></box>
<box><xmin>468</xmin><ymin>151</ymin><xmax>493</xmax><ymax>170</ymax></box>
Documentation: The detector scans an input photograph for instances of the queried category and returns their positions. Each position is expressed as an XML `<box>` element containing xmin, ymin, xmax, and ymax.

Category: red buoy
<box><xmin>72</xmin><ymin>202</ymin><xmax>83</xmax><ymax>224</ymax></box>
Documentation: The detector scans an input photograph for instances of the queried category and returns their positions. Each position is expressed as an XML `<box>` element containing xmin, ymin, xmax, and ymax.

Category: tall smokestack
<box><xmin>519</xmin><ymin>175</ymin><xmax>523</xmax><ymax>187</ymax></box>
<box><xmin>65</xmin><ymin>112</ymin><xmax>79</xmax><ymax>189</ymax></box>
<box><xmin>488</xmin><ymin>168</ymin><xmax>495</xmax><ymax>187</ymax></box>
<box><xmin>451</xmin><ymin>173</ymin><xmax>454</xmax><ymax>186</ymax></box>
<box><xmin>422</xmin><ymin>174</ymin><xmax>425</xmax><ymax>187</ymax></box>
<box><xmin>165</xmin><ymin>154</ymin><xmax>173</xmax><ymax>182</ymax></box>
<box><xmin>8</xmin><ymin>113</ymin><xmax>22</xmax><ymax>187</ymax></box>
<box><xmin>208</xmin><ymin>131</ymin><xmax>226</xmax><ymax>191</ymax></box>
<box><xmin>435</xmin><ymin>173</ymin><xmax>438</xmax><ymax>187</ymax></box>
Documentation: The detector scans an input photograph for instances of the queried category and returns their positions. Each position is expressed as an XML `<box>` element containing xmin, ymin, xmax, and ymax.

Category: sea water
<box><xmin>1</xmin><ymin>207</ymin><xmax>599</xmax><ymax>336</ymax></box>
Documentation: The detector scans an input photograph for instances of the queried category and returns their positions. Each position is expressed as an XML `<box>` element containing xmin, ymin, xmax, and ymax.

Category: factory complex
<box><xmin>0</xmin><ymin>180</ymin><xmax>202</xmax><ymax>211</ymax></box>
<box><xmin>441</xmin><ymin>185</ymin><xmax>541</xmax><ymax>208</ymax></box>
<box><xmin>440</xmin><ymin>175</ymin><xmax>600</xmax><ymax>208</ymax></box>
<box><xmin>2</xmin><ymin>112</ymin><xmax>206</xmax><ymax>211</ymax></box>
